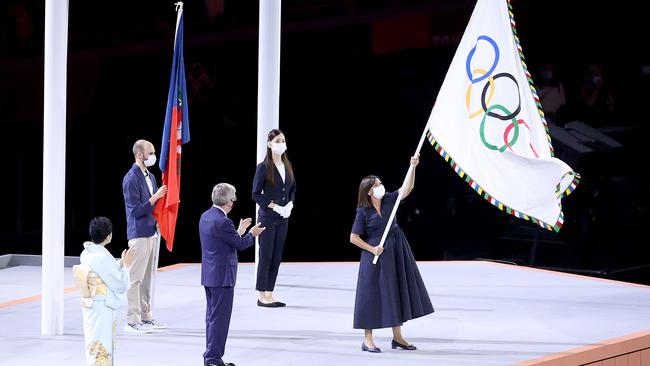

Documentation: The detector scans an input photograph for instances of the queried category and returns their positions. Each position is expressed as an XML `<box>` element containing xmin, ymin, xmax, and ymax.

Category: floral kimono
<box><xmin>73</xmin><ymin>242</ymin><xmax>130</xmax><ymax>366</ymax></box>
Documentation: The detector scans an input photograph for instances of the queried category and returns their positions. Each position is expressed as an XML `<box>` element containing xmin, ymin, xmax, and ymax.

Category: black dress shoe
<box><xmin>391</xmin><ymin>339</ymin><xmax>417</xmax><ymax>350</ymax></box>
<box><xmin>257</xmin><ymin>299</ymin><xmax>281</xmax><ymax>308</ymax></box>
<box><xmin>273</xmin><ymin>301</ymin><xmax>286</xmax><ymax>307</ymax></box>
<box><xmin>361</xmin><ymin>342</ymin><xmax>382</xmax><ymax>353</ymax></box>
<box><xmin>205</xmin><ymin>363</ymin><xmax>235</xmax><ymax>366</ymax></box>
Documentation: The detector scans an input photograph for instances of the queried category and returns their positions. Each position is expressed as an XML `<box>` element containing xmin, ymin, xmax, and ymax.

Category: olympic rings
<box><xmin>504</xmin><ymin>119</ymin><xmax>540</xmax><ymax>158</ymax></box>
<box><xmin>465</xmin><ymin>34</ymin><xmax>536</xmax><ymax>156</ymax></box>
<box><xmin>466</xmin><ymin>68</ymin><xmax>495</xmax><ymax>119</ymax></box>
<box><xmin>480</xmin><ymin>104</ymin><xmax>519</xmax><ymax>153</ymax></box>
<box><xmin>466</xmin><ymin>35</ymin><xmax>499</xmax><ymax>84</ymax></box>
<box><xmin>481</xmin><ymin>72</ymin><xmax>521</xmax><ymax>121</ymax></box>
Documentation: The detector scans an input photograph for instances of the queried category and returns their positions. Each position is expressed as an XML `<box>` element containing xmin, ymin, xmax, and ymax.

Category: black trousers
<box><xmin>204</xmin><ymin>286</ymin><xmax>234</xmax><ymax>365</ymax></box>
<box><xmin>256</xmin><ymin>217</ymin><xmax>288</xmax><ymax>291</ymax></box>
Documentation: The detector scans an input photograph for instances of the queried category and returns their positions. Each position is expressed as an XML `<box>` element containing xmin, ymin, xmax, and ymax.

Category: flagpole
<box><xmin>174</xmin><ymin>2</ymin><xmax>183</xmax><ymax>41</ymax></box>
<box><xmin>42</xmin><ymin>0</ymin><xmax>69</xmax><ymax>335</ymax></box>
<box><xmin>372</xmin><ymin>122</ymin><xmax>429</xmax><ymax>265</ymax></box>
<box><xmin>256</xmin><ymin>0</ymin><xmax>281</xmax><ymax>278</ymax></box>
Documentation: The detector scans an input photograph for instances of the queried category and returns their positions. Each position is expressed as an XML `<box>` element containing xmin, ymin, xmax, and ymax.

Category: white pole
<box><xmin>372</xmin><ymin>125</ymin><xmax>429</xmax><ymax>265</ymax></box>
<box><xmin>256</xmin><ymin>0</ymin><xmax>281</xmax><ymax>278</ymax></box>
<box><xmin>42</xmin><ymin>0</ymin><xmax>69</xmax><ymax>335</ymax></box>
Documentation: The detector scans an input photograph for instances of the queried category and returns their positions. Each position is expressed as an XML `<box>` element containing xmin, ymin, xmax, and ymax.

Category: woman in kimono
<box><xmin>73</xmin><ymin>217</ymin><xmax>135</xmax><ymax>365</ymax></box>
<box><xmin>349</xmin><ymin>154</ymin><xmax>434</xmax><ymax>353</ymax></box>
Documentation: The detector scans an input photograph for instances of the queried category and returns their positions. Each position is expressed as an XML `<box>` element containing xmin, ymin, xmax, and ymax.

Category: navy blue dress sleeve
<box><xmin>219</xmin><ymin>218</ymin><xmax>255</xmax><ymax>251</ymax></box>
<box><xmin>351</xmin><ymin>208</ymin><xmax>366</xmax><ymax>236</ymax></box>
<box><xmin>384</xmin><ymin>190</ymin><xmax>400</xmax><ymax>206</ymax></box>
<box><xmin>289</xmin><ymin>175</ymin><xmax>296</xmax><ymax>203</ymax></box>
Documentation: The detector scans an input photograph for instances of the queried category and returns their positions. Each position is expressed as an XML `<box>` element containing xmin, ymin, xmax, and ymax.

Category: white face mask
<box><xmin>144</xmin><ymin>153</ymin><xmax>157</xmax><ymax>167</ymax></box>
<box><xmin>371</xmin><ymin>184</ymin><xmax>385</xmax><ymax>199</ymax></box>
<box><xmin>271</xmin><ymin>142</ymin><xmax>287</xmax><ymax>156</ymax></box>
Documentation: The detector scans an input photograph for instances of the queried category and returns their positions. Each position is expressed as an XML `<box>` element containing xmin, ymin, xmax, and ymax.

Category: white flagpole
<box><xmin>372</xmin><ymin>123</ymin><xmax>429</xmax><ymax>265</ymax></box>
<box><xmin>174</xmin><ymin>2</ymin><xmax>184</xmax><ymax>42</ymax></box>
<box><xmin>256</xmin><ymin>0</ymin><xmax>281</xmax><ymax>277</ymax></box>
<box><xmin>42</xmin><ymin>0</ymin><xmax>69</xmax><ymax>335</ymax></box>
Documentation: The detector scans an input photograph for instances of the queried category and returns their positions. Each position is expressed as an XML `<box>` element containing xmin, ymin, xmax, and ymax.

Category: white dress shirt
<box><xmin>142</xmin><ymin>169</ymin><xmax>154</xmax><ymax>196</ymax></box>
<box><xmin>275</xmin><ymin>163</ymin><xmax>285</xmax><ymax>183</ymax></box>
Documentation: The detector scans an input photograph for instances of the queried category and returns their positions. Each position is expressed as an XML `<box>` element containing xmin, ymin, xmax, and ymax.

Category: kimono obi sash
<box><xmin>73</xmin><ymin>264</ymin><xmax>108</xmax><ymax>308</ymax></box>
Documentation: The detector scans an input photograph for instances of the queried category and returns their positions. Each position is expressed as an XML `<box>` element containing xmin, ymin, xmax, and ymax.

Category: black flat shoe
<box><xmin>361</xmin><ymin>342</ymin><xmax>382</xmax><ymax>353</ymax></box>
<box><xmin>273</xmin><ymin>301</ymin><xmax>286</xmax><ymax>307</ymax></box>
<box><xmin>257</xmin><ymin>299</ymin><xmax>281</xmax><ymax>308</ymax></box>
<box><xmin>391</xmin><ymin>339</ymin><xmax>417</xmax><ymax>350</ymax></box>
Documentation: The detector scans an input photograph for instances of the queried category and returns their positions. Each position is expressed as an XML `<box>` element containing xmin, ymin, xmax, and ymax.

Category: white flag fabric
<box><xmin>426</xmin><ymin>0</ymin><xmax>579</xmax><ymax>231</ymax></box>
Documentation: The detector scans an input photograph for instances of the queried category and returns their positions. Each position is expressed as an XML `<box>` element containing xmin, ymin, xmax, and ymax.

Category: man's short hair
<box><xmin>212</xmin><ymin>183</ymin><xmax>236</xmax><ymax>206</ymax></box>
<box><xmin>89</xmin><ymin>217</ymin><xmax>113</xmax><ymax>244</ymax></box>
<box><xmin>132</xmin><ymin>139</ymin><xmax>150</xmax><ymax>157</ymax></box>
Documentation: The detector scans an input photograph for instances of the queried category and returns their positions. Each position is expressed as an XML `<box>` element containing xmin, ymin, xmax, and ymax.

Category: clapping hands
<box><xmin>121</xmin><ymin>247</ymin><xmax>137</xmax><ymax>268</ymax></box>
<box><xmin>238</xmin><ymin>218</ymin><xmax>252</xmax><ymax>235</ymax></box>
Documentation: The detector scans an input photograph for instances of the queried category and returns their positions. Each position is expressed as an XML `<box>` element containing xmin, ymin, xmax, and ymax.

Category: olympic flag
<box><xmin>426</xmin><ymin>0</ymin><xmax>579</xmax><ymax>231</ymax></box>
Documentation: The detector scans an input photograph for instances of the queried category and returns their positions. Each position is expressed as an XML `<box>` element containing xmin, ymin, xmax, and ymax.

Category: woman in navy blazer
<box><xmin>252</xmin><ymin>129</ymin><xmax>296</xmax><ymax>307</ymax></box>
<box><xmin>350</xmin><ymin>155</ymin><xmax>434</xmax><ymax>353</ymax></box>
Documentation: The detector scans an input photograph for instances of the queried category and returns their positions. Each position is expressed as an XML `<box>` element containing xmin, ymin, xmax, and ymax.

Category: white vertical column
<box><xmin>42</xmin><ymin>0</ymin><xmax>69</xmax><ymax>336</ymax></box>
<box><xmin>256</xmin><ymin>0</ymin><xmax>281</xmax><ymax>277</ymax></box>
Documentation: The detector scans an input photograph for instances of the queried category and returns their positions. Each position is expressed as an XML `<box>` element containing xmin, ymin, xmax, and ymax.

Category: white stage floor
<box><xmin>1</xmin><ymin>261</ymin><xmax>650</xmax><ymax>366</ymax></box>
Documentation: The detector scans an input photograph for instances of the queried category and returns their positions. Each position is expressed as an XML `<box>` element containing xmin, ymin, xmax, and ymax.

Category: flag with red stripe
<box><xmin>154</xmin><ymin>3</ymin><xmax>190</xmax><ymax>252</ymax></box>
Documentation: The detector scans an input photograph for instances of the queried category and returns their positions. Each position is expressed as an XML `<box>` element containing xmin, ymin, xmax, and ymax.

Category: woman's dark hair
<box><xmin>89</xmin><ymin>216</ymin><xmax>113</xmax><ymax>244</ymax></box>
<box><xmin>357</xmin><ymin>175</ymin><xmax>379</xmax><ymax>208</ymax></box>
<box><xmin>265</xmin><ymin>129</ymin><xmax>295</xmax><ymax>186</ymax></box>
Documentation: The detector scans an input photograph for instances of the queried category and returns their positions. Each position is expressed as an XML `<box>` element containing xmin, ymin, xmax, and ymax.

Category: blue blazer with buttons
<box><xmin>252</xmin><ymin>162</ymin><xmax>296</xmax><ymax>218</ymax></box>
<box><xmin>199</xmin><ymin>207</ymin><xmax>254</xmax><ymax>288</ymax></box>
<box><xmin>122</xmin><ymin>164</ymin><xmax>158</xmax><ymax>240</ymax></box>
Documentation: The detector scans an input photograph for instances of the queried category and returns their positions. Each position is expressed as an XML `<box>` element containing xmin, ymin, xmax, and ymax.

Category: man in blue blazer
<box><xmin>122</xmin><ymin>139</ymin><xmax>168</xmax><ymax>333</ymax></box>
<box><xmin>200</xmin><ymin>183</ymin><xmax>265</xmax><ymax>366</ymax></box>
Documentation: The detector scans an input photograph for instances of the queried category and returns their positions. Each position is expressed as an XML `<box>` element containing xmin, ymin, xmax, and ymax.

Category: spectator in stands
<box><xmin>537</xmin><ymin>63</ymin><xmax>566</xmax><ymax>124</ymax></box>
<box><xmin>579</xmin><ymin>63</ymin><xmax>615</xmax><ymax>127</ymax></box>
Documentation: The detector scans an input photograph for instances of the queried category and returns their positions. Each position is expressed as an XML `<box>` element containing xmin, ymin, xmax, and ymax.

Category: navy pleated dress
<box><xmin>352</xmin><ymin>191</ymin><xmax>434</xmax><ymax>329</ymax></box>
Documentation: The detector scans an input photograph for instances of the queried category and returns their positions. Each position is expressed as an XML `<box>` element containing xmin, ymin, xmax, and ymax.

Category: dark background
<box><xmin>2</xmin><ymin>0</ymin><xmax>649</xmax><ymax>284</ymax></box>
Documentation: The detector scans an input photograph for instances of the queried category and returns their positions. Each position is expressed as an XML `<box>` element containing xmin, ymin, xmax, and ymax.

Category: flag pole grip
<box><xmin>372</xmin><ymin>123</ymin><xmax>430</xmax><ymax>265</ymax></box>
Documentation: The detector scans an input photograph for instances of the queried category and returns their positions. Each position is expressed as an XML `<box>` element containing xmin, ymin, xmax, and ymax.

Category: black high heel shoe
<box><xmin>361</xmin><ymin>342</ymin><xmax>382</xmax><ymax>353</ymax></box>
<box><xmin>391</xmin><ymin>339</ymin><xmax>417</xmax><ymax>350</ymax></box>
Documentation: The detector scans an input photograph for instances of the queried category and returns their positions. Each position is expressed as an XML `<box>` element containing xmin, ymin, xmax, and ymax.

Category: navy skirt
<box><xmin>353</xmin><ymin>227</ymin><xmax>434</xmax><ymax>329</ymax></box>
